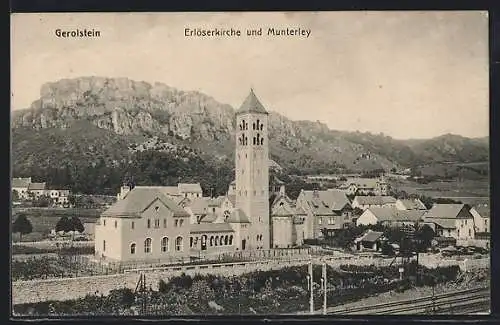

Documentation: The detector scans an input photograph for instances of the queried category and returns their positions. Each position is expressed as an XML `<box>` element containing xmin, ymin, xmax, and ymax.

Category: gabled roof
<box><xmin>102</xmin><ymin>187</ymin><xmax>189</xmax><ymax>218</ymax></box>
<box><xmin>12</xmin><ymin>178</ymin><xmax>31</xmax><ymax>188</ymax></box>
<box><xmin>358</xmin><ymin>230</ymin><xmax>384</xmax><ymax>243</ymax></box>
<box><xmin>425</xmin><ymin>204</ymin><xmax>469</xmax><ymax>219</ymax></box>
<box><xmin>226</xmin><ymin>209</ymin><xmax>251</xmax><ymax>223</ymax></box>
<box><xmin>236</xmin><ymin>89</ymin><xmax>269</xmax><ymax>115</ymax></box>
<box><xmin>472</xmin><ymin>204</ymin><xmax>490</xmax><ymax>218</ymax></box>
<box><xmin>354</xmin><ymin>195</ymin><xmax>397</xmax><ymax>206</ymax></box>
<box><xmin>190</xmin><ymin>223</ymin><xmax>234</xmax><ymax>234</ymax></box>
<box><xmin>301</xmin><ymin>189</ymin><xmax>351</xmax><ymax>212</ymax></box>
<box><xmin>187</xmin><ymin>197</ymin><xmax>209</xmax><ymax>215</ymax></box>
<box><xmin>397</xmin><ymin>199</ymin><xmax>427</xmax><ymax>210</ymax></box>
<box><xmin>28</xmin><ymin>182</ymin><xmax>46</xmax><ymax>191</ymax></box>
<box><xmin>178</xmin><ymin>183</ymin><xmax>203</xmax><ymax>193</ymax></box>
<box><xmin>367</xmin><ymin>207</ymin><xmax>426</xmax><ymax>223</ymax></box>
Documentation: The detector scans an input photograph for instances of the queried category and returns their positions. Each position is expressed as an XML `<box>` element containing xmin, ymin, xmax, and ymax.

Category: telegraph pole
<box><xmin>308</xmin><ymin>260</ymin><xmax>314</xmax><ymax>314</ymax></box>
<box><xmin>322</xmin><ymin>262</ymin><xmax>327</xmax><ymax>315</ymax></box>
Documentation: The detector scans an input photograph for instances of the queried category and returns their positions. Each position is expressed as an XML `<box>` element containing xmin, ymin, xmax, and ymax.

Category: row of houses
<box><xmin>12</xmin><ymin>177</ymin><xmax>70</xmax><ymax>206</ymax></box>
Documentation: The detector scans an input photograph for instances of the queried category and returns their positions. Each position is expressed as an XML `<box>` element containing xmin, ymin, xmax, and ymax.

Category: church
<box><xmin>94</xmin><ymin>89</ymin><xmax>286</xmax><ymax>262</ymax></box>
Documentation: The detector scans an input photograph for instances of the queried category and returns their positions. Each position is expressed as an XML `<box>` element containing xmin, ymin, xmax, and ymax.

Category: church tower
<box><xmin>235</xmin><ymin>89</ymin><xmax>270</xmax><ymax>250</ymax></box>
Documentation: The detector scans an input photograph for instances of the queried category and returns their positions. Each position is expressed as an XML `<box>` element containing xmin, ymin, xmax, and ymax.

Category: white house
<box><xmin>423</xmin><ymin>204</ymin><xmax>475</xmax><ymax>240</ymax></box>
<box><xmin>470</xmin><ymin>203</ymin><xmax>490</xmax><ymax>234</ymax></box>
<box><xmin>339</xmin><ymin>177</ymin><xmax>390</xmax><ymax>196</ymax></box>
<box><xmin>352</xmin><ymin>195</ymin><xmax>397</xmax><ymax>210</ymax></box>
<box><xmin>356</xmin><ymin>207</ymin><xmax>426</xmax><ymax>227</ymax></box>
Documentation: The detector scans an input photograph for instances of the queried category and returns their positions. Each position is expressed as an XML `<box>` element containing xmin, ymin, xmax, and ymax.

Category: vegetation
<box><xmin>12</xmin><ymin>213</ymin><xmax>33</xmax><ymax>242</ymax></box>
<box><xmin>55</xmin><ymin>216</ymin><xmax>85</xmax><ymax>235</ymax></box>
<box><xmin>13</xmin><ymin>263</ymin><xmax>465</xmax><ymax>316</ymax></box>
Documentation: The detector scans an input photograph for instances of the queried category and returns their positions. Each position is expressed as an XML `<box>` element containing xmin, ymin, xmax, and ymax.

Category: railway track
<box><xmin>327</xmin><ymin>286</ymin><xmax>490</xmax><ymax>315</ymax></box>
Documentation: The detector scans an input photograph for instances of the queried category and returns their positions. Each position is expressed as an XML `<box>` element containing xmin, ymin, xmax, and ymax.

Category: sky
<box><xmin>11</xmin><ymin>11</ymin><xmax>489</xmax><ymax>139</ymax></box>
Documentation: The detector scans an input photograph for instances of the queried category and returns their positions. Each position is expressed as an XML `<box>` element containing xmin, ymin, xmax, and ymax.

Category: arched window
<box><xmin>224</xmin><ymin>235</ymin><xmax>228</xmax><ymax>245</ymax></box>
<box><xmin>130</xmin><ymin>243</ymin><xmax>136</xmax><ymax>254</ymax></box>
<box><xmin>190</xmin><ymin>237</ymin><xmax>193</xmax><ymax>248</ymax></box>
<box><xmin>210</xmin><ymin>236</ymin><xmax>214</xmax><ymax>246</ymax></box>
<box><xmin>144</xmin><ymin>238</ymin><xmax>152</xmax><ymax>253</ymax></box>
<box><xmin>229</xmin><ymin>235</ymin><xmax>233</xmax><ymax>245</ymax></box>
<box><xmin>253</xmin><ymin>137</ymin><xmax>256</xmax><ymax>145</ymax></box>
<box><xmin>256</xmin><ymin>235</ymin><xmax>259</xmax><ymax>241</ymax></box>
<box><xmin>242</xmin><ymin>119</ymin><xmax>246</xmax><ymax>130</ymax></box>
<box><xmin>257</xmin><ymin>133</ymin><xmax>260</xmax><ymax>144</ymax></box>
<box><xmin>161</xmin><ymin>237</ymin><xmax>169</xmax><ymax>252</ymax></box>
<box><xmin>103</xmin><ymin>240</ymin><xmax>106</xmax><ymax>252</ymax></box>
<box><xmin>175</xmin><ymin>236</ymin><xmax>183</xmax><ymax>251</ymax></box>
<box><xmin>260</xmin><ymin>124</ymin><xmax>263</xmax><ymax>131</ymax></box>
<box><xmin>220</xmin><ymin>236</ymin><xmax>224</xmax><ymax>246</ymax></box>
<box><xmin>215</xmin><ymin>236</ymin><xmax>219</xmax><ymax>246</ymax></box>
<box><xmin>252</xmin><ymin>122</ymin><xmax>256</xmax><ymax>130</ymax></box>
<box><xmin>261</xmin><ymin>138</ymin><xmax>264</xmax><ymax>145</ymax></box>
<box><xmin>256</xmin><ymin>119</ymin><xmax>260</xmax><ymax>128</ymax></box>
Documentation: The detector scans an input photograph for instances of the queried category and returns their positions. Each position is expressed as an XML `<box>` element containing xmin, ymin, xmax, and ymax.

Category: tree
<box><xmin>12</xmin><ymin>213</ymin><xmax>33</xmax><ymax>242</ymax></box>
<box><xmin>55</xmin><ymin>216</ymin><xmax>72</xmax><ymax>233</ymax></box>
<box><xmin>70</xmin><ymin>216</ymin><xmax>85</xmax><ymax>234</ymax></box>
<box><xmin>414</xmin><ymin>224</ymin><xmax>435</xmax><ymax>252</ymax></box>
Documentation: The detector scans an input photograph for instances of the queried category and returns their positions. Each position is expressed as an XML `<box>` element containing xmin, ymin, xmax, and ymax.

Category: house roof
<box><xmin>301</xmin><ymin>189</ymin><xmax>351</xmax><ymax>212</ymax></box>
<box><xmin>12</xmin><ymin>178</ymin><xmax>31</xmax><ymax>188</ymax></box>
<box><xmin>366</xmin><ymin>207</ymin><xmax>426</xmax><ymax>223</ymax></box>
<box><xmin>226</xmin><ymin>209</ymin><xmax>251</xmax><ymax>223</ymax></box>
<box><xmin>397</xmin><ymin>199</ymin><xmax>427</xmax><ymax>210</ymax></box>
<box><xmin>425</xmin><ymin>204</ymin><xmax>469</xmax><ymax>219</ymax></box>
<box><xmin>236</xmin><ymin>89</ymin><xmax>269</xmax><ymax>115</ymax></box>
<box><xmin>28</xmin><ymin>182</ymin><xmax>46</xmax><ymax>191</ymax></box>
<box><xmin>135</xmin><ymin>186</ymin><xmax>180</xmax><ymax>197</ymax></box>
<box><xmin>187</xmin><ymin>197</ymin><xmax>209</xmax><ymax>215</ymax></box>
<box><xmin>425</xmin><ymin>217</ymin><xmax>456</xmax><ymax>229</ymax></box>
<box><xmin>190</xmin><ymin>222</ymin><xmax>234</xmax><ymax>234</ymax></box>
<box><xmin>102</xmin><ymin>187</ymin><xmax>189</xmax><ymax>218</ymax></box>
<box><xmin>354</xmin><ymin>195</ymin><xmax>397</xmax><ymax>206</ymax></box>
<box><xmin>178</xmin><ymin>183</ymin><xmax>203</xmax><ymax>193</ymax></box>
<box><xmin>472</xmin><ymin>204</ymin><xmax>490</xmax><ymax>218</ymax></box>
<box><xmin>359</xmin><ymin>230</ymin><xmax>384</xmax><ymax>242</ymax></box>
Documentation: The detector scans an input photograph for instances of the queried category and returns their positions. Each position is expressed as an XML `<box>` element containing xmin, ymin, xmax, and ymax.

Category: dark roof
<box><xmin>226</xmin><ymin>209</ymin><xmax>251</xmax><ymax>223</ymax></box>
<box><xmin>102</xmin><ymin>187</ymin><xmax>189</xmax><ymax>218</ymax></box>
<box><xmin>190</xmin><ymin>223</ymin><xmax>234</xmax><ymax>234</ymax></box>
<box><xmin>236</xmin><ymin>89</ymin><xmax>269</xmax><ymax>115</ymax></box>
<box><xmin>359</xmin><ymin>230</ymin><xmax>384</xmax><ymax>242</ymax></box>
<box><xmin>472</xmin><ymin>204</ymin><xmax>490</xmax><ymax>218</ymax></box>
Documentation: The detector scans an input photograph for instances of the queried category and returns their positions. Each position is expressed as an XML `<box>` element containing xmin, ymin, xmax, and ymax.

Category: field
<box><xmin>11</xmin><ymin>208</ymin><xmax>100</xmax><ymax>242</ymax></box>
<box><xmin>392</xmin><ymin>179</ymin><xmax>489</xmax><ymax>198</ymax></box>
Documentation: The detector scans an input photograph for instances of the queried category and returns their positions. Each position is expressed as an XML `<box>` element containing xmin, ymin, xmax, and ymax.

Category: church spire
<box><xmin>236</xmin><ymin>89</ymin><xmax>269</xmax><ymax>115</ymax></box>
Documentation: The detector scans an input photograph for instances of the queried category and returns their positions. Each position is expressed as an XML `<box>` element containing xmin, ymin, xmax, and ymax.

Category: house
<box><xmin>354</xmin><ymin>230</ymin><xmax>386</xmax><ymax>251</ymax></box>
<box><xmin>338</xmin><ymin>177</ymin><xmax>390</xmax><ymax>196</ymax></box>
<box><xmin>12</xmin><ymin>177</ymin><xmax>31</xmax><ymax>200</ymax></box>
<box><xmin>395</xmin><ymin>198</ymin><xmax>427</xmax><ymax>211</ymax></box>
<box><xmin>296</xmin><ymin>189</ymin><xmax>352</xmax><ymax>239</ymax></box>
<box><xmin>423</xmin><ymin>204</ymin><xmax>475</xmax><ymax>240</ymax></box>
<box><xmin>352</xmin><ymin>195</ymin><xmax>397</xmax><ymax>210</ymax></box>
<box><xmin>27</xmin><ymin>182</ymin><xmax>47</xmax><ymax>199</ymax></box>
<box><xmin>46</xmin><ymin>189</ymin><xmax>71</xmax><ymax>206</ymax></box>
<box><xmin>356</xmin><ymin>207</ymin><xmax>426</xmax><ymax>227</ymax></box>
<box><xmin>469</xmin><ymin>203</ymin><xmax>490</xmax><ymax>234</ymax></box>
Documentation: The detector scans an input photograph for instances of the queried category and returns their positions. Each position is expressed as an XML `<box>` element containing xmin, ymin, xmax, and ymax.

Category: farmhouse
<box><xmin>423</xmin><ymin>204</ymin><xmax>475</xmax><ymax>240</ymax></box>
<box><xmin>351</xmin><ymin>195</ymin><xmax>397</xmax><ymax>210</ymax></box>
<box><xmin>356</xmin><ymin>207</ymin><xmax>426</xmax><ymax>227</ymax></box>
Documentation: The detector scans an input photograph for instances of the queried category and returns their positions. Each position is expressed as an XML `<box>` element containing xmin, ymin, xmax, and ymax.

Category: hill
<box><xmin>11</xmin><ymin>77</ymin><xmax>489</xmax><ymax>194</ymax></box>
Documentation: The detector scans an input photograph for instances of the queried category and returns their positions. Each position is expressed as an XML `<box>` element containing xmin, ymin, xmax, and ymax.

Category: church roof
<box><xmin>226</xmin><ymin>209</ymin><xmax>251</xmax><ymax>223</ymax></box>
<box><xmin>236</xmin><ymin>89</ymin><xmax>269</xmax><ymax>115</ymax></box>
<box><xmin>102</xmin><ymin>187</ymin><xmax>189</xmax><ymax>218</ymax></box>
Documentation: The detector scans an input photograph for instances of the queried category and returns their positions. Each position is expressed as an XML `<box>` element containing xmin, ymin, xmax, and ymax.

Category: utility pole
<box><xmin>308</xmin><ymin>260</ymin><xmax>314</xmax><ymax>314</ymax></box>
<box><xmin>322</xmin><ymin>262</ymin><xmax>327</xmax><ymax>315</ymax></box>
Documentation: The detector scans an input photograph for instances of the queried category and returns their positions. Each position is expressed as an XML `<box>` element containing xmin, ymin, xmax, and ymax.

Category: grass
<box><xmin>392</xmin><ymin>179</ymin><xmax>489</xmax><ymax>198</ymax></box>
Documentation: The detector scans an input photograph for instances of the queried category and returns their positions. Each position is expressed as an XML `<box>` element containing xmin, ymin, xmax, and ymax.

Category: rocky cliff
<box><xmin>11</xmin><ymin>77</ymin><xmax>489</xmax><ymax>174</ymax></box>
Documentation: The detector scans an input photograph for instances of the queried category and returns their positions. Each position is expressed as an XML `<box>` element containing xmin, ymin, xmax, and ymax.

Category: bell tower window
<box><xmin>253</xmin><ymin>137</ymin><xmax>256</xmax><ymax>145</ymax></box>
<box><xmin>252</xmin><ymin>122</ymin><xmax>256</xmax><ymax>130</ymax></box>
<box><xmin>261</xmin><ymin>138</ymin><xmax>264</xmax><ymax>145</ymax></box>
